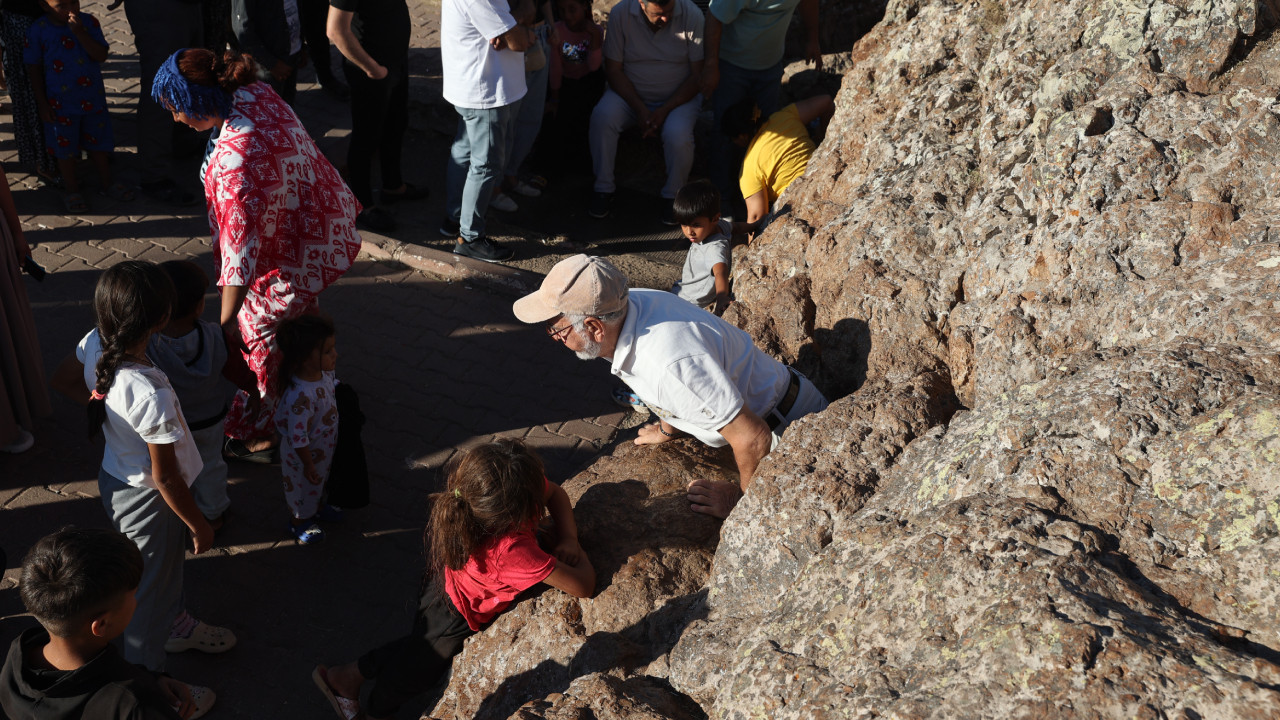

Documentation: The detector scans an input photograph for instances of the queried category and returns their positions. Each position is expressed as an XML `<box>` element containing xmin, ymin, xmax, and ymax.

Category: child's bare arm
<box><xmin>149</xmin><ymin>442</ymin><xmax>214</xmax><ymax>554</ymax></box>
<box><xmin>543</xmin><ymin>554</ymin><xmax>596</xmax><ymax>598</ymax></box>
<box><xmin>293</xmin><ymin>444</ymin><xmax>322</xmax><ymax>484</ymax></box>
<box><xmin>545</xmin><ymin>483</ymin><xmax>583</xmax><ymax>565</ymax></box>
<box><xmin>711</xmin><ymin>262</ymin><xmax>731</xmax><ymax>316</ymax></box>
<box><xmin>67</xmin><ymin>13</ymin><xmax>108</xmax><ymax>63</ymax></box>
<box><xmin>51</xmin><ymin>353</ymin><xmax>90</xmax><ymax>405</ymax></box>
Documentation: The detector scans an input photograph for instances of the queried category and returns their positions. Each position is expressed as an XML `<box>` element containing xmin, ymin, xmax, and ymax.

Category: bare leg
<box><xmin>89</xmin><ymin>150</ymin><xmax>113</xmax><ymax>187</ymax></box>
<box><xmin>56</xmin><ymin>157</ymin><xmax>80</xmax><ymax>193</ymax></box>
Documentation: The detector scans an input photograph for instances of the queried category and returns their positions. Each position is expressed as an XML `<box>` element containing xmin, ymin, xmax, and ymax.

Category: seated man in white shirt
<box><xmin>513</xmin><ymin>255</ymin><xmax>829</xmax><ymax>518</ymax></box>
<box><xmin>587</xmin><ymin>0</ymin><xmax>705</xmax><ymax>224</ymax></box>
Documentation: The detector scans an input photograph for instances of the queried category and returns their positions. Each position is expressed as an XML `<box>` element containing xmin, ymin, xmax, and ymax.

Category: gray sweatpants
<box><xmin>99</xmin><ymin>469</ymin><xmax>186</xmax><ymax>672</ymax></box>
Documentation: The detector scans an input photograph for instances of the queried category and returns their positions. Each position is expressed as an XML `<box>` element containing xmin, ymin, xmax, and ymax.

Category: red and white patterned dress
<box><xmin>204</xmin><ymin>82</ymin><xmax>362</xmax><ymax>442</ymax></box>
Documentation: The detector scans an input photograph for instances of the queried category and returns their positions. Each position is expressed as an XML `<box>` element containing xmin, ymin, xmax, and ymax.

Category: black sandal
<box><xmin>223</xmin><ymin>437</ymin><xmax>276</xmax><ymax>464</ymax></box>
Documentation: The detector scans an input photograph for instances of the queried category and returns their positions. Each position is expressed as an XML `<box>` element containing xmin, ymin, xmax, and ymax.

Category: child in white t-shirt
<box><xmin>669</xmin><ymin>180</ymin><xmax>757</xmax><ymax>316</ymax></box>
<box><xmin>49</xmin><ymin>260</ymin><xmax>236</xmax><ymax>678</ymax></box>
<box><xmin>273</xmin><ymin>314</ymin><xmax>341</xmax><ymax>545</ymax></box>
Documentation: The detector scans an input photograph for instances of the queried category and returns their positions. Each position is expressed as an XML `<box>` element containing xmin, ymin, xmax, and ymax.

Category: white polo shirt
<box><xmin>441</xmin><ymin>0</ymin><xmax>527</xmax><ymax>109</ymax></box>
<box><xmin>609</xmin><ymin>289</ymin><xmax>790</xmax><ymax>446</ymax></box>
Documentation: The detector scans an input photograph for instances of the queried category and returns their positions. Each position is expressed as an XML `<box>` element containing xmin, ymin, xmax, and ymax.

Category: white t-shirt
<box><xmin>77</xmin><ymin>330</ymin><xmax>203</xmax><ymax>490</ymax></box>
<box><xmin>609</xmin><ymin>289</ymin><xmax>790</xmax><ymax>446</ymax></box>
<box><xmin>441</xmin><ymin>0</ymin><xmax>527</xmax><ymax>109</ymax></box>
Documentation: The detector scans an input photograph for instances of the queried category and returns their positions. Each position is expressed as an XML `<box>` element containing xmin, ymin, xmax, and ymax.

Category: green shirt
<box><xmin>709</xmin><ymin>0</ymin><xmax>802</xmax><ymax>70</ymax></box>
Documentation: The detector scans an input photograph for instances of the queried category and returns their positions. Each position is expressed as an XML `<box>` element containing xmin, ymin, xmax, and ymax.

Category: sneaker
<box><xmin>439</xmin><ymin>216</ymin><xmax>461</xmax><ymax>237</ymax></box>
<box><xmin>660</xmin><ymin>199</ymin><xmax>678</xmax><ymax>226</ymax></box>
<box><xmin>454</xmin><ymin>237</ymin><xmax>514</xmax><ymax>263</ymax></box>
<box><xmin>588</xmin><ymin>191</ymin><xmax>613</xmax><ymax>219</ymax></box>
<box><xmin>316</xmin><ymin>503</ymin><xmax>345</xmax><ymax>523</ymax></box>
<box><xmin>611</xmin><ymin>386</ymin><xmax>647</xmax><ymax>409</ymax></box>
<box><xmin>289</xmin><ymin>520</ymin><xmax>325</xmax><ymax>545</ymax></box>
<box><xmin>357</xmin><ymin>207</ymin><xmax>396</xmax><ymax>233</ymax></box>
<box><xmin>184</xmin><ymin>683</ymin><xmax>217</xmax><ymax>720</ymax></box>
<box><xmin>165</xmin><ymin>611</ymin><xmax>237</xmax><ymax>653</ymax></box>
<box><xmin>510</xmin><ymin>180</ymin><xmax>542</xmax><ymax>198</ymax></box>
<box><xmin>490</xmin><ymin>193</ymin><xmax>518</xmax><ymax>212</ymax></box>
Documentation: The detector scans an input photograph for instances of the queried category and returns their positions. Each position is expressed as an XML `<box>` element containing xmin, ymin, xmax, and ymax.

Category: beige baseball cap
<box><xmin>513</xmin><ymin>255</ymin><xmax>629</xmax><ymax>323</ymax></box>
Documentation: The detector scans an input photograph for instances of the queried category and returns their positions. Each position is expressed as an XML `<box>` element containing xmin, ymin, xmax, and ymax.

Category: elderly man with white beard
<box><xmin>513</xmin><ymin>255</ymin><xmax>828</xmax><ymax>518</ymax></box>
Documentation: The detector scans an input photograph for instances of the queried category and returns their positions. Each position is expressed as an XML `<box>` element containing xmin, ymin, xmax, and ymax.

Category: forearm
<box><xmin>327</xmin><ymin>12</ymin><xmax>381</xmax><ymax>76</ymax></box>
<box><xmin>154</xmin><ymin>471</ymin><xmax>207</xmax><ymax>532</ymax></box>
<box><xmin>731</xmin><ymin>432</ymin><xmax>770</xmax><ymax>490</ymax></box>
<box><xmin>801</xmin><ymin>0</ymin><xmax>819</xmax><ymax>45</ymax></box>
<box><xmin>77</xmin><ymin>34</ymin><xmax>108</xmax><ymax>63</ymax></box>
<box><xmin>219</xmin><ymin>284</ymin><xmax>249</xmax><ymax>326</ymax></box>
<box><xmin>606</xmin><ymin>64</ymin><xmax>647</xmax><ymax>115</ymax></box>
<box><xmin>546</xmin><ymin>485</ymin><xmax>580</xmax><ymax>544</ymax></box>
<box><xmin>662</xmin><ymin>69</ymin><xmax>702</xmax><ymax>112</ymax></box>
<box><xmin>704</xmin><ymin>14</ymin><xmax>721</xmax><ymax>68</ymax></box>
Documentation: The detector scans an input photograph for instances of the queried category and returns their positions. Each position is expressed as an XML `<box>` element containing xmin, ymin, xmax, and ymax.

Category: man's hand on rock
<box><xmin>687</xmin><ymin>477</ymin><xmax>742</xmax><ymax>519</ymax></box>
<box><xmin>635</xmin><ymin>421</ymin><xmax>677</xmax><ymax>445</ymax></box>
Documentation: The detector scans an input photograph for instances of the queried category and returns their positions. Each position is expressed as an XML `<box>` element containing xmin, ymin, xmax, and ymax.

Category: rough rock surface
<box><xmin>427</xmin><ymin>0</ymin><xmax>1280</xmax><ymax>717</ymax></box>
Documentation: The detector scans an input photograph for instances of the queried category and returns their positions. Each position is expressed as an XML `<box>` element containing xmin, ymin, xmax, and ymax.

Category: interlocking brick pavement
<box><xmin>0</xmin><ymin>1</ymin><xmax>632</xmax><ymax>717</ymax></box>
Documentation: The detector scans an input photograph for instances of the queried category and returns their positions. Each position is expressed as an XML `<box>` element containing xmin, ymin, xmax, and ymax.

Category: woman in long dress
<box><xmin>152</xmin><ymin>48</ymin><xmax>362</xmax><ymax>461</ymax></box>
<box><xmin>0</xmin><ymin>165</ymin><xmax>51</xmax><ymax>453</ymax></box>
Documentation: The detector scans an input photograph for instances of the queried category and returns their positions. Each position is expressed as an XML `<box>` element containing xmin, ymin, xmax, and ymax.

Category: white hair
<box><xmin>564</xmin><ymin>309</ymin><xmax>625</xmax><ymax>360</ymax></box>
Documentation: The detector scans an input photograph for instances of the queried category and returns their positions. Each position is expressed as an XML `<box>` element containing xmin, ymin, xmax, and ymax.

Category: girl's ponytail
<box><xmin>86</xmin><ymin>262</ymin><xmax>175</xmax><ymax>438</ymax></box>
<box><xmin>427</xmin><ymin>439</ymin><xmax>548</xmax><ymax>573</ymax></box>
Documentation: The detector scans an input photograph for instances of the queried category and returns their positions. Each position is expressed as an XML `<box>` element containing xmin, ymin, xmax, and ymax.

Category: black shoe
<box><xmin>140</xmin><ymin>179</ymin><xmax>200</xmax><ymax>207</ymax></box>
<box><xmin>660</xmin><ymin>199</ymin><xmax>678</xmax><ymax>226</ymax></box>
<box><xmin>357</xmin><ymin>207</ymin><xmax>396</xmax><ymax>233</ymax></box>
<box><xmin>588</xmin><ymin>191</ymin><xmax>613</xmax><ymax>219</ymax></box>
<box><xmin>380</xmin><ymin>182</ymin><xmax>430</xmax><ymax>205</ymax></box>
<box><xmin>439</xmin><ymin>217</ymin><xmax>461</xmax><ymax>237</ymax></box>
<box><xmin>454</xmin><ymin>236</ymin><xmax>514</xmax><ymax>263</ymax></box>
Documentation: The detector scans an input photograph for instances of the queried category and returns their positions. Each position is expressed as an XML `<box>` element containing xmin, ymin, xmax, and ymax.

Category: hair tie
<box><xmin>90</xmin><ymin>390</ymin><xmax>106</xmax><ymax>401</ymax></box>
<box><xmin>151</xmin><ymin>50</ymin><xmax>232</xmax><ymax>121</ymax></box>
<box><xmin>453</xmin><ymin>488</ymin><xmax>462</xmax><ymax>499</ymax></box>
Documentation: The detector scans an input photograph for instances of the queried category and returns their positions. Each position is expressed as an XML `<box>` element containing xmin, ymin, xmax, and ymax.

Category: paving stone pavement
<box><xmin>0</xmin><ymin>1</ymin><xmax>634</xmax><ymax>717</ymax></box>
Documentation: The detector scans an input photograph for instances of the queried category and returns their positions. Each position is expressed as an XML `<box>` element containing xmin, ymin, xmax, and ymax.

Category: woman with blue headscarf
<box><xmin>152</xmin><ymin>48</ymin><xmax>362</xmax><ymax>461</ymax></box>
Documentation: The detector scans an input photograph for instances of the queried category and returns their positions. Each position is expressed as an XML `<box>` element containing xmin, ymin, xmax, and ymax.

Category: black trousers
<box><xmin>344</xmin><ymin>59</ymin><xmax>408</xmax><ymax>207</ymax></box>
<box><xmin>357</xmin><ymin>575</ymin><xmax>475</xmax><ymax>717</ymax></box>
<box><xmin>297</xmin><ymin>0</ymin><xmax>335</xmax><ymax>81</ymax></box>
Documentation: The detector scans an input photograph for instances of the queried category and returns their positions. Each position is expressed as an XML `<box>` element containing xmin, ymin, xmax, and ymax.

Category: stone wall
<box><xmin>428</xmin><ymin>0</ymin><xmax>1280</xmax><ymax>716</ymax></box>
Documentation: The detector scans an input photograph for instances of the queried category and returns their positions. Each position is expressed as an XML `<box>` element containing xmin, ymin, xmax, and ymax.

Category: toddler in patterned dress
<box><xmin>273</xmin><ymin>315</ymin><xmax>341</xmax><ymax>544</ymax></box>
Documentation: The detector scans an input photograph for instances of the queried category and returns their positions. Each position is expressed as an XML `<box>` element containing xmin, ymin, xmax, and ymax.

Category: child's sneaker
<box><xmin>290</xmin><ymin>520</ymin><xmax>325</xmax><ymax>545</ymax></box>
<box><xmin>316</xmin><ymin>504</ymin><xmax>345</xmax><ymax>523</ymax></box>
<box><xmin>165</xmin><ymin>611</ymin><xmax>237</xmax><ymax>653</ymax></box>
<box><xmin>612</xmin><ymin>386</ymin><xmax>647</xmax><ymax>409</ymax></box>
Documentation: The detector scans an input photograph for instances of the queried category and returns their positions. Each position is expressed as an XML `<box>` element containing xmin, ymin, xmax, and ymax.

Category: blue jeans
<box><xmin>710</xmin><ymin>58</ymin><xmax>785</xmax><ymax>206</ymax></box>
<box><xmin>506</xmin><ymin>24</ymin><xmax>551</xmax><ymax>176</ymax></box>
<box><xmin>446</xmin><ymin>103</ymin><xmax>518</xmax><ymax>242</ymax></box>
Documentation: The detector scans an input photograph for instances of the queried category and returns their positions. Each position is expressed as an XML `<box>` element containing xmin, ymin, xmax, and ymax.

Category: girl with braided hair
<box><xmin>49</xmin><ymin>261</ymin><xmax>236</xmax><ymax>683</ymax></box>
<box><xmin>312</xmin><ymin>439</ymin><xmax>595</xmax><ymax>720</ymax></box>
<box><xmin>151</xmin><ymin>47</ymin><xmax>362</xmax><ymax>464</ymax></box>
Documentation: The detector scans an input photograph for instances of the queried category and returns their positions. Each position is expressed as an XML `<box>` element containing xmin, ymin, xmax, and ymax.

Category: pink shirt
<box><xmin>550</xmin><ymin>20</ymin><xmax>603</xmax><ymax>91</ymax></box>
<box><xmin>443</xmin><ymin>479</ymin><xmax>557</xmax><ymax>631</ymax></box>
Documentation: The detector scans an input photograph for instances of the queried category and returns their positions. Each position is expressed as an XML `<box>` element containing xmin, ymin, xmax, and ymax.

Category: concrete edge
<box><xmin>358</xmin><ymin>233</ymin><xmax>543</xmax><ymax>297</ymax></box>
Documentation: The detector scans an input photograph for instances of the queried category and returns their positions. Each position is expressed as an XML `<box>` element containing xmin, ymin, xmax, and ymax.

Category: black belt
<box><xmin>188</xmin><ymin>405</ymin><xmax>229</xmax><ymax>432</ymax></box>
<box><xmin>766</xmin><ymin>368</ymin><xmax>801</xmax><ymax>431</ymax></box>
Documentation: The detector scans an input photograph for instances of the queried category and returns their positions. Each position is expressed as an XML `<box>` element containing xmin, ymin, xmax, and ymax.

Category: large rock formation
<box><xmin>428</xmin><ymin>0</ymin><xmax>1280</xmax><ymax>717</ymax></box>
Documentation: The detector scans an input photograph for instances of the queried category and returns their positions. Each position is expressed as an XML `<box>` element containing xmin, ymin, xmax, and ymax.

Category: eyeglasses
<box><xmin>545</xmin><ymin>320</ymin><xmax>573</xmax><ymax>341</ymax></box>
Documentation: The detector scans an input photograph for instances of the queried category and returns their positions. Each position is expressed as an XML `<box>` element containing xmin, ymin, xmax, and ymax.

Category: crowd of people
<box><xmin>0</xmin><ymin>0</ymin><xmax>841</xmax><ymax>716</ymax></box>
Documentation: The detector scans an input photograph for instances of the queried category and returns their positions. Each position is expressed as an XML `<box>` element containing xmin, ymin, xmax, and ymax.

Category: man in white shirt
<box><xmin>513</xmin><ymin>255</ymin><xmax>829</xmax><ymax>519</ymax></box>
<box><xmin>438</xmin><ymin>0</ymin><xmax>535</xmax><ymax>262</ymax></box>
<box><xmin>587</xmin><ymin>0</ymin><xmax>705</xmax><ymax>224</ymax></box>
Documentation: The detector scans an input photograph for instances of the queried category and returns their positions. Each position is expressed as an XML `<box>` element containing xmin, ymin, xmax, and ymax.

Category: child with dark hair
<box><xmin>722</xmin><ymin>94</ymin><xmax>834</xmax><ymax>224</ymax></box>
<box><xmin>0</xmin><ymin>528</ymin><xmax>212</xmax><ymax>719</ymax></box>
<box><xmin>23</xmin><ymin>0</ymin><xmax>134</xmax><ymax>212</ymax></box>
<box><xmin>148</xmin><ymin>260</ymin><xmax>259</xmax><ymax>531</ymax></box>
<box><xmin>0</xmin><ymin>527</ymin><xmax>215</xmax><ymax>719</ymax></box>
<box><xmin>49</xmin><ymin>261</ymin><xmax>236</xmax><ymax>678</ymax></box>
<box><xmin>313</xmin><ymin>439</ymin><xmax>595</xmax><ymax>720</ymax></box>
<box><xmin>669</xmin><ymin>179</ymin><xmax>757</xmax><ymax>316</ymax></box>
<box><xmin>273</xmin><ymin>313</ymin><xmax>339</xmax><ymax>544</ymax></box>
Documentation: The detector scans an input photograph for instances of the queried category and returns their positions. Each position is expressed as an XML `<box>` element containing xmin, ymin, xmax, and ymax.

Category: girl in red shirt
<box><xmin>312</xmin><ymin>439</ymin><xmax>596</xmax><ymax>720</ymax></box>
